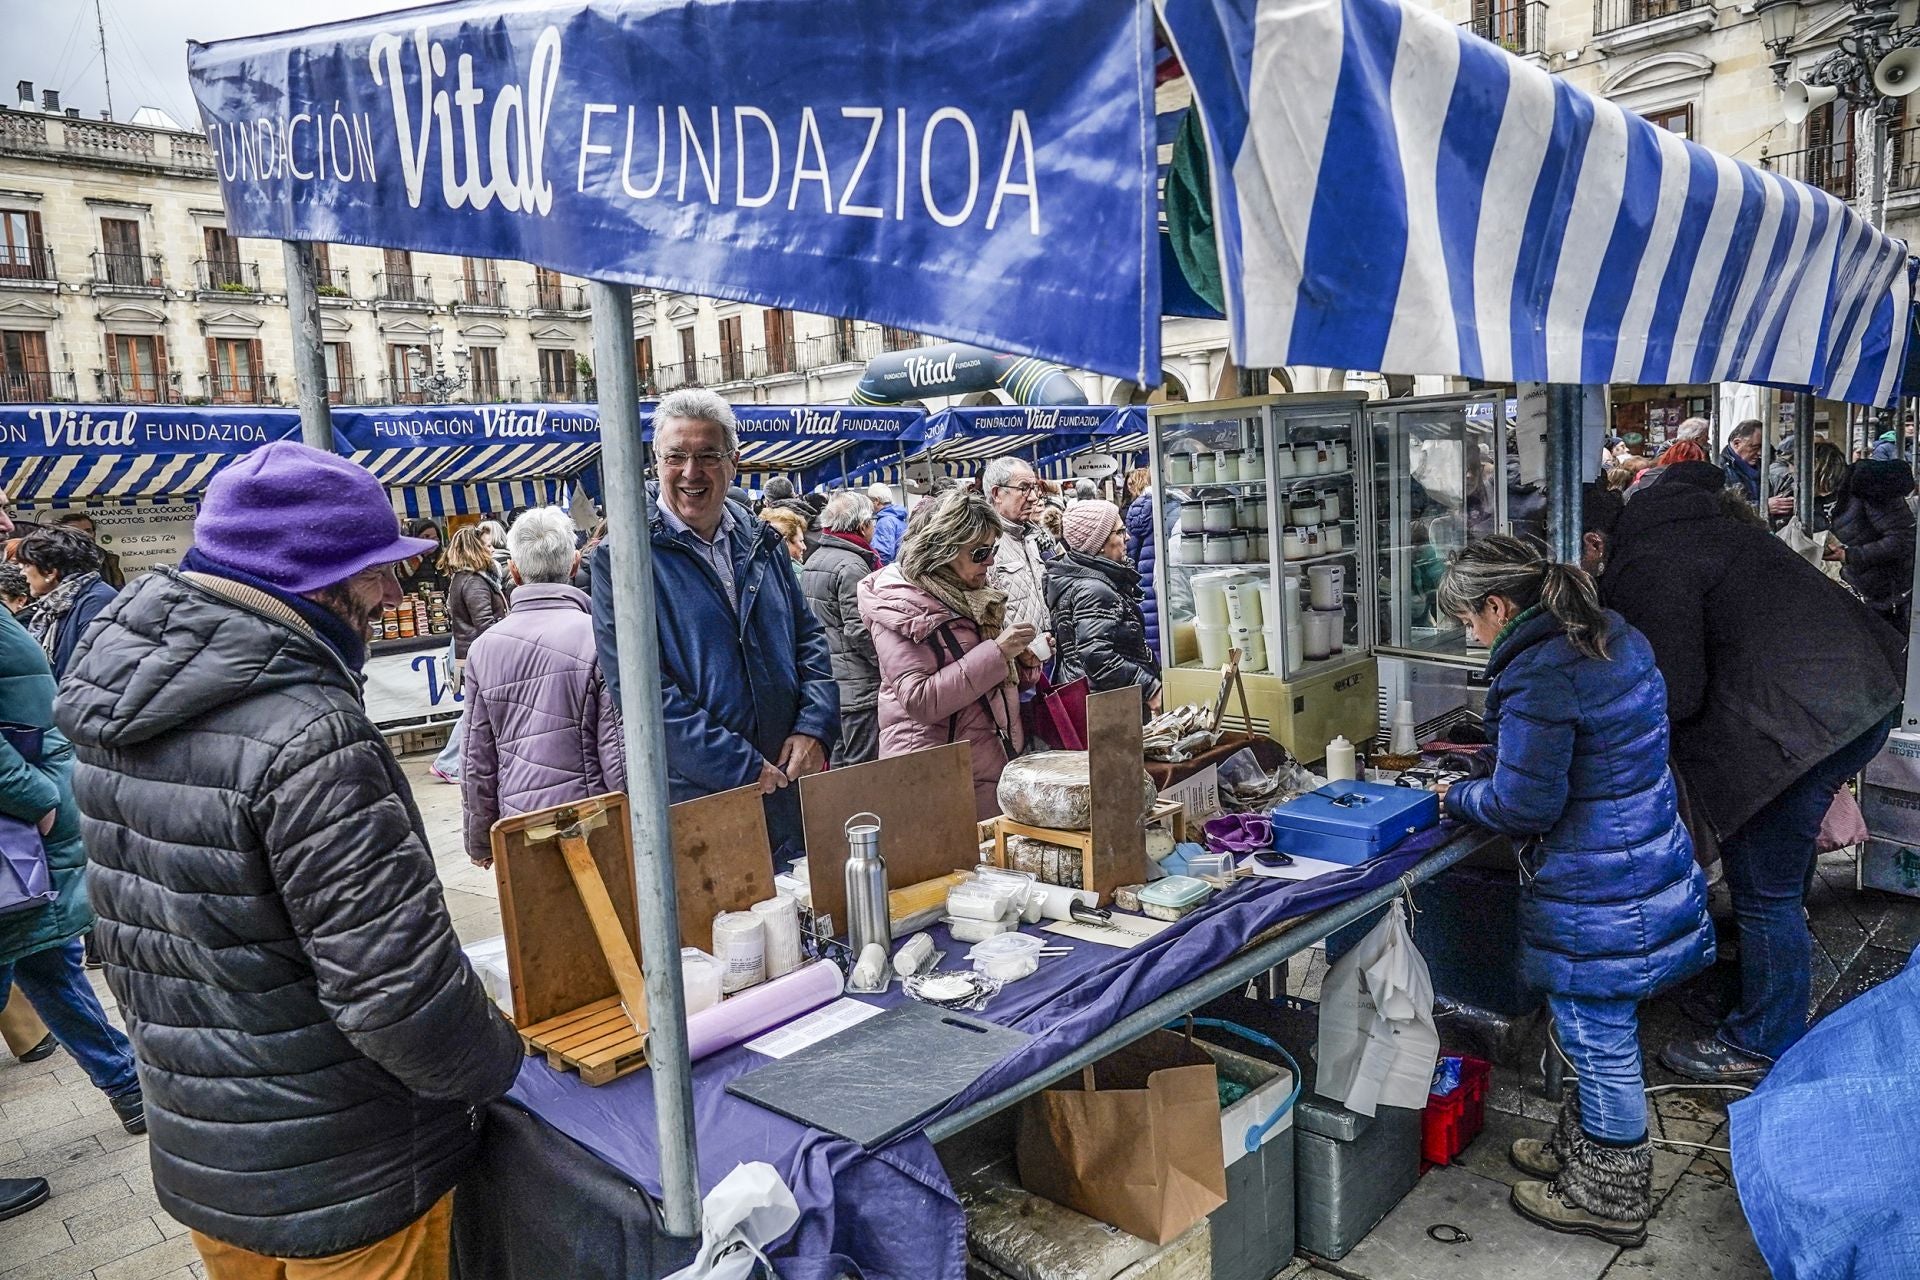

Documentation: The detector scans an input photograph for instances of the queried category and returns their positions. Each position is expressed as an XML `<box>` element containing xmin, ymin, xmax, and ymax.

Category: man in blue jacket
<box><xmin>592</xmin><ymin>389</ymin><xmax>837</xmax><ymax>862</ymax></box>
<box><xmin>866</xmin><ymin>483</ymin><xmax>909</xmax><ymax>565</ymax></box>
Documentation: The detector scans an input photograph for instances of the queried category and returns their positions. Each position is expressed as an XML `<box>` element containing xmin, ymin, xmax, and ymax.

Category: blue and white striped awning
<box><xmin>1162</xmin><ymin>0</ymin><xmax>1916</xmax><ymax>406</ymax></box>
<box><xmin>3</xmin><ymin>452</ymin><xmax>252</xmax><ymax>504</ymax></box>
<box><xmin>392</xmin><ymin>478</ymin><xmax>570</xmax><ymax>519</ymax></box>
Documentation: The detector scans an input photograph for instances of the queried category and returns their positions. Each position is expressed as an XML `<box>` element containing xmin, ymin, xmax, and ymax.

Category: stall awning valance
<box><xmin>0</xmin><ymin>405</ymin><xmax>303</xmax><ymax>504</ymax></box>
<box><xmin>334</xmin><ymin>406</ymin><xmax>603</xmax><ymax>496</ymax></box>
<box><xmin>191</xmin><ymin>0</ymin><xmax>1913</xmax><ymax>406</ymax></box>
<box><xmin>393</xmin><ymin>478</ymin><xmax>571</xmax><ymax>519</ymax></box>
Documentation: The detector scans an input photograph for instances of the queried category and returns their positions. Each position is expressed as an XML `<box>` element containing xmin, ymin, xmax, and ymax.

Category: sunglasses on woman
<box><xmin>968</xmin><ymin>542</ymin><xmax>997</xmax><ymax>564</ymax></box>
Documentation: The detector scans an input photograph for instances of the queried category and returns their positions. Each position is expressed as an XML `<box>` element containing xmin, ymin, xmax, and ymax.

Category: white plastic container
<box><xmin>1314</xmin><ymin>444</ymin><xmax>1334</xmax><ymax>475</ymax></box>
<box><xmin>1226</xmin><ymin>531</ymin><xmax>1250</xmax><ymax>563</ymax></box>
<box><xmin>1282</xmin><ymin>573</ymin><xmax>1302</xmax><ymax>626</ymax></box>
<box><xmin>1171</xmin><ymin>535</ymin><xmax>1199</xmax><ymax>565</ymax></box>
<box><xmin>1321</xmin><ymin>487</ymin><xmax>1343</xmax><ymax>519</ymax></box>
<box><xmin>1236</xmin><ymin>497</ymin><xmax>1261</xmax><ymax>530</ymax></box>
<box><xmin>1272</xmin><ymin>447</ymin><xmax>1297</xmax><ymax>479</ymax></box>
<box><xmin>1192</xmin><ymin>452</ymin><xmax>1217</xmax><ymax>484</ymax></box>
<box><xmin>1195</xmin><ymin>620</ymin><xmax>1231</xmax><ymax>666</ymax></box>
<box><xmin>1239</xmin><ymin>449</ymin><xmax>1266</xmax><ymax>482</ymax></box>
<box><xmin>1292</xmin><ymin>444</ymin><xmax>1318</xmax><ymax>474</ymax></box>
<box><xmin>1289</xmin><ymin>496</ymin><xmax>1321</xmax><ymax>526</ymax></box>
<box><xmin>1191</xmin><ymin>569</ymin><xmax>1238</xmax><ymax>626</ymax></box>
<box><xmin>1167</xmin><ymin>452</ymin><xmax>1193</xmax><ymax>486</ymax></box>
<box><xmin>1309</xmin><ymin>563</ymin><xmax>1343</xmax><ymax>611</ymax></box>
<box><xmin>1203</xmin><ymin>498</ymin><xmax>1237</xmax><ymax>533</ymax></box>
<box><xmin>1179</xmin><ymin>503</ymin><xmax>1205</xmax><ymax>534</ymax></box>
<box><xmin>1330</xmin><ymin>442</ymin><xmax>1350</xmax><ymax>471</ymax></box>
<box><xmin>1203</xmin><ymin>533</ymin><xmax>1233</xmax><ymax>565</ymax></box>
<box><xmin>1303</xmin><ymin>610</ymin><xmax>1336</xmax><ymax>660</ymax></box>
<box><xmin>1324</xmin><ymin>522</ymin><xmax>1345</xmax><ymax>552</ymax></box>
<box><xmin>1225</xmin><ymin>573</ymin><xmax>1265</xmax><ymax>628</ymax></box>
<box><xmin>1231</xmin><ymin>625</ymin><xmax>1268</xmax><ymax>673</ymax></box>
<box><xmin>1263</xmin><ymin>624</ymin><xmax>1284</xmax><ymax>673</ymax></box>
<box><xmin>1251</xmin><ymin>532</ymin><xmax>1269</xmax><ymax>560</ymax></box>
<box><xmin>1283</xmin><ymin>526</ymin><xmax>1307</xmax><ymax>560</ymax></box>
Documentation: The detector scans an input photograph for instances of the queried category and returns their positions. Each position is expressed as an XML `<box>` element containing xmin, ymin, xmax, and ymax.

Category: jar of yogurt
<box><xmin>1167</xmin><ymin>451</ymin><xmax>1193</xmax><ymax>486</ymax></box>
<box><xmin>1290</xmin><ymin>496</ymin><xmax>1322</xmax><ymax>526</ymax></box>
<box><xmin>1179</xmin><ymin>503</ymin><xmax>1205</xmax><ymax>534</ymax></box>
<box><xmin>1330</xmin><ymin>441</ymin><xmax>1350</xmax><ymax>471</ymax></box>
<box><xmin>1282</xmin><ymin>526</ymin><xmax>1307</xmax><ymax>560</ymax></box>
<box><xmin>1203</xmin><ymin>532</ymin><xmax>1233</xmax><ymax>565</ymax></box>
<box><xmin>1202</xmin><ymin>498</ymin><xmax>1237</xmax><ymax>534</ymax></box>
<box><xmin>1191</xmin><ymin>452</ymin><xmax>1217</xmax><ymax>484</ymax></box>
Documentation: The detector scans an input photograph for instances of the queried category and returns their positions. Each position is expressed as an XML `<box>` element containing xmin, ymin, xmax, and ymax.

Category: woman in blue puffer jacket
<box><xmin>1439</xmin><ymin>536</ymin><xmax>1712</xmax><ymax>1251</ymax></box>
<box><xmin>1122</xmin><ymin>469</ymin><xmax>1161</xmax><ymax>659</ymax></box>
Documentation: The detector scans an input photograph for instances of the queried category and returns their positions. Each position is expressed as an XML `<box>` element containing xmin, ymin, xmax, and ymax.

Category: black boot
<box><xmin>0</xmin><ymin>1177</ymin><xmax>49</xmax><ymax>1222</ymax></box>
<box><xmin>1510</xmin><ymin>1125</ymin><xmax>1651</xmax><ymax>1248</ymax></box>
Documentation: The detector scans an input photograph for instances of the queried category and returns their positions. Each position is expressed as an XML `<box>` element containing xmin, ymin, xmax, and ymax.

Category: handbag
<box><xmin>0</xmin><ymin>814</ymin><xmax>55</xmax><ymax>918</ymax></box>
<box><xmin>1816</xmin><ymin>785</ymin><xmax>1869</xmax><ymax>854</ymax></box>
<box><xmin>1027</xmin><ymin>671</ymin><xmax>1090</xmax><ymax>752</ymax></box>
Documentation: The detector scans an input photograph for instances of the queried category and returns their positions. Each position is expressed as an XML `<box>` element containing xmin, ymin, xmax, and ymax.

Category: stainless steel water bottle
<box><xmin>843</xmin><ymin>811</ymin><xmax>891</xmax><ymax>958</ymax></box>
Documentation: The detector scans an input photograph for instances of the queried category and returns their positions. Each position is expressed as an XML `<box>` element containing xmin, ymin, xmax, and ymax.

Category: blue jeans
<box><xmin>1719</xmin><ymin>713</ymin><xmax>1894</xmax><ymax>1061</ymax></box>
<box><xmin>433</xmin><ymin>707</ymin><xmax>466</xmax><ymax>781</ymax></box>
<box><xmin>1548</xmin><ymin>994</ymin><xmax>1647</xmax><ymax>1143</ymax></box>
<box><xmin>0</xmin><ymin>938</ymin><xmax>139</xmax><ymax>1098</ymax></box>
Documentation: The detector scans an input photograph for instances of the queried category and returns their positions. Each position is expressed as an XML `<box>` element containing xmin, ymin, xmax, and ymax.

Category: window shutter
<box><xmin>153</xmin><ymin>335</ymin><xmax>169</xmax><ymax>401</ymax></box>
<box><xmin>206</xmin><ymin>336</ymin><xmax>221</xmax><ymax>399</ymax></box>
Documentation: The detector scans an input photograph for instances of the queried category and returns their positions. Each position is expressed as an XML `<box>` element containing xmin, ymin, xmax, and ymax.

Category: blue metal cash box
<box><xmin>1268</xmin><ymin>781</ymin><xmax>1439</xmax><ymax>865</ymax></box>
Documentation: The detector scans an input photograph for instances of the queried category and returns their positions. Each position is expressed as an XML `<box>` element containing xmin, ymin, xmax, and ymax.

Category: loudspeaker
<box><xmin>1876</xmin><ymin>48</ymin><xmax>1920</xmax><ymax>98</ymax></box>
<box><xmin>1784</xmin><ymin>79</ymin><xmax>1841</xmax><ymax>125</ymax></box>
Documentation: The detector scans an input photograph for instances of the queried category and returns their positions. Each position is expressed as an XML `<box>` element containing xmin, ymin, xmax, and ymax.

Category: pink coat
<box><xmin>858</xmin><ymin>566</ymin><xmax>1034</xmax><ymax>819</ymax></box>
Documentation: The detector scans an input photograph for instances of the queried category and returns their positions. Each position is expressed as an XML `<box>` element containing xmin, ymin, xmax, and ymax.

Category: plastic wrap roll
<box><xmin>684</xmin><ymin>960</ymin><xmax>846</xmax><ymax>1061</ymax></box>
<box><xmin>751</xmin><ymin>895</ymin><xmax>803</xmax><ymax>979</ymax></box>
<box><xmin>1035</xmin><ymin>882</ymin><xmax>1100</xmax><ymax>921</ymax></box>
<box><xmin>712</xmin><ymin>910</ymin><xmax>767</xmax><ymax>993</ymax></box>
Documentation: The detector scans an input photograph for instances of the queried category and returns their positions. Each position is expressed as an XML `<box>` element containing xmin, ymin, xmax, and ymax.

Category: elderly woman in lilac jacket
<box><xmin>461</xmin><ymin>508</ymin><xmax>626</xmax><ymax>867</ymax></box>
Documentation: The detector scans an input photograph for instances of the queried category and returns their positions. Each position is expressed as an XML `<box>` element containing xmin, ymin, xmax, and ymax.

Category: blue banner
<box><xmin>639</xmin><ymin>404</ymin><xmax>923</xmax><ymax>443</ymax></box>
<box><xmin>0</xmin><ymin>404</ymin><xmax>302</xmax><ymax>458</ymax></box>
<box><xmin>921</xmin><ymin>405</ymin><xmax>1120</xmax><ymax>450</ymax></box>
<box><xmin>187</xmin><ymin>0</ymin><xmax>1160</xmax><ymax>385</ymax></box>
<box><xmin>331</xmin><ymin>403</ymin><xmax>600</xmax><ymax>452</ymax></box>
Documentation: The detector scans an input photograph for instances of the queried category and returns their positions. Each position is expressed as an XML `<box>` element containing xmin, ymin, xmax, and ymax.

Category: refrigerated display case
<box><xmin>1149</xmin><ymin>393</ymin><xmax>1379</xmax><ymax>761</ymax></box>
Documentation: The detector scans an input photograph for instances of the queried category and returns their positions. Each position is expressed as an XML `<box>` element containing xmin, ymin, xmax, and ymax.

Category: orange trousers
<box><xmin>191</xmin><ymin>1194</ymin><xmax>453</xmax><ymax>1280</ymax></box>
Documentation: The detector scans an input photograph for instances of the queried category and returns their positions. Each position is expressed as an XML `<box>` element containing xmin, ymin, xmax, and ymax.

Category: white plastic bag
<box><xmin>1314</xmin><ymin>900</ymin><xmax>1439</xmax><ymax>1117</ymax></box>
<box><xmin>664</xmin><ymin>1162</ymin><xmax>800</xmax><ymax>1280</ymax></box>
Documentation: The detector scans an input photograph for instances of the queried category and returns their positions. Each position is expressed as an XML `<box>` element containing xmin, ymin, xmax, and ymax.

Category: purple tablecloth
<box><xmin>505</xmin><ymin>824</ymin><xmax>1466</xmax><ymax>1279</ymax></box>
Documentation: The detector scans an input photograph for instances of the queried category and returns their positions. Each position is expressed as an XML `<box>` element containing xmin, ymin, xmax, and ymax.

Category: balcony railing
<box><xmin>459</xmin><ymin>276</ymin><xmax>508</xmax><ymax>308</ymax></box>
<box><xmin>531</xmin><ymin>377</ymin><xmax>586</xmax><ymax>402</ymax></box>
<box><xmin>326</xmin><ymin>374</ymin><xmax>368</xmax><ymax>405</ymax></box>
<box><xmin>1761</xmin><ymin>142</ymin><xmax>1855</xmax><ymax>201</ymax></box>
<box><xmin>1593</xmin><ymin>0</ymin><xmax>1706</xmax><ymax>34</ymax></box>
<box><xmin>0</xmin><ymin>106</ymin><xmax>213</xmax><ymax>174</ymax></box>
<box><xmin>99</xmin><ymin>373</ymin><xmax>178</xmax><ymax>404</ymax></box>
<box><xmin>375</xmin><ymin>272</ymin><xmax>435</xmax><ymax>305</ymax></box>
<box><xmin>205</xmin><ymin>372</ymin><xmax>278</xmax><ymax>404</ymax></box>
<box><xmin>91</xmin><ymin>250</ymin><xmax>164</xmax><ymax>291</ymax></box>
<box><xmin>529</xmin><ymin>282</ymin><xmax>588</xmax><ymax>313</ymax></box>
<box><xmin>651</xmin><ymin>356</ymin><xmax>718</xmax><ymax>392</ymax></box>
<box><xmin>0</xmin><ymin>370</ymin><xmax>77</xmax><ymax>402</ymax></box>
<box><xmin>379</xmin><ymin>374</ymin><xmax>429</xmax><ymax>405</ymax></box>
<box><xmin>1464</xmin><ymin>1</ymin><xmax>1546</xmax><ymax>55</ymax></box>
<box><xmin>316</xmin><ymin>267</ymin><xmax>353</xmax><ymax>299</ymax></box>
<box><xmin>197</xmin><ymin>257</ymin><xmax>263</xmax><ymax>294</ymax></box>
<box><xmin>0</xmin><ymin>246</ymin><xmax>55</xmax><ymax>285</ymax></box>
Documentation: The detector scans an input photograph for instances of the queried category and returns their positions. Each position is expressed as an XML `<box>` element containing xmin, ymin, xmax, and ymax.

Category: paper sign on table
<box><xmin>1042</xmin><ymin>915</ymin><xmax>1173</xmax><ymax>949</ymax></box>
<box><xmin>1235</xmin><ymin>852</ymin><xmax>1350</xmax><ymax>883</ymax></box>
<box><xmin>743</xmin><ymin>998</ymin><xmax>884</xmax><ymax>1059</ymax></box>
<box><xmin>1158</xmin><ymin>764</ymin><xmax>1221</xmax><ymax>825</ymax></box>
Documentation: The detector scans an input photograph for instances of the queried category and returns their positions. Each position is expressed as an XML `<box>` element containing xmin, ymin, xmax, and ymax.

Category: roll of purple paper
<box><xmin>684</xmin><ymin>959</ymin><xmax>846</xmax><ymax>1061</ymax></box>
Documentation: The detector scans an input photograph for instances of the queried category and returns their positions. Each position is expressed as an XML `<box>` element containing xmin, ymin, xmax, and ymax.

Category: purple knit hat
<box><xmin>193</xmin><ymin>442</ymin><xmax>438</xmax><ymax>593</ymax></box>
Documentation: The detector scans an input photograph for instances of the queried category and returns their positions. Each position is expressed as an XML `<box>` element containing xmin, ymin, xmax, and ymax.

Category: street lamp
<box><xmin>410</xmin><ymin>323</ymin><xmax>469</xmax><ymax>403</ymax></box>
<box><xmin>1772</xmin><ymin>0</ymin><xmax>1920</xmax><ymax>228</ymax></box>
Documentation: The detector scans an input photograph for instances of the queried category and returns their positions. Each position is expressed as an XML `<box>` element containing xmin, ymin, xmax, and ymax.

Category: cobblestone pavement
<box><xmin>1</xmin><ymin>755</ymin><xmax>1912</xmax><ymax>1279</ymax></box>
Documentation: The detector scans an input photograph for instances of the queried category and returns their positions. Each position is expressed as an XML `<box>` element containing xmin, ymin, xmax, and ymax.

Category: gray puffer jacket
<box><xmin>55</xmin><ymin>568</ymin><xmax>523</xmax><ymax>1258</ymax></box>
<box><xmin>798</xmin><ymin>533</ymin><xmax>880</xmax><ymax>711</ymax></box>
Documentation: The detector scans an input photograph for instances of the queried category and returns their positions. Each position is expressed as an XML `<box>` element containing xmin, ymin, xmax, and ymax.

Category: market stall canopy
<box><xmin>918</xmin><ymin>405</ymin><xmax>1124</xmax><ymax>464</ymax></box>
<box><xmin>188</xmin><ymin>0</ymin><xmax>1912</xmax><ymax>408</ymax></box>
<box><xmin>332</xmin><ymin>403</ymin><xmax>600</xmax><ymax>515</ymax></box>
<box><xmin>0</xmin><ymin>404</ymin><xmax>303</xmax><ymax>506</ymax></box>
<box><xmin>640</xmin><ymin>404</ymin><xmax>922</xmax><ymax>488</ymax></box>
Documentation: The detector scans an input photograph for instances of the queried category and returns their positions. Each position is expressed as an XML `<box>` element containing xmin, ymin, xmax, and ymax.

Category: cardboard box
<box><xmin>1864</xmin><ymin>729</ymin><xmax>1920</xmax><ymax>794</ymax></box>
<box><xmin>1862</xmin><ymin>785</ymin><xmax>1920</xmax><ymax>846</ymax></box>
<box><xmin>1859</xmin><ymin>838</ymin><xmax>1920</xmax><ymax>898</ymax></box>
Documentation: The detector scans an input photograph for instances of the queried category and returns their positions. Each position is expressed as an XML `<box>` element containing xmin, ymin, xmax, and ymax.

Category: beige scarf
<box><xmin>918</xmin><ymin>567</ymin><xmax>1018</xmax><ymax>684</ymax></box>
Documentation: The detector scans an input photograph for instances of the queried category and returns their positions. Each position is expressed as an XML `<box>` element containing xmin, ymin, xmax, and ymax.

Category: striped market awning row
<box><xmin>352</xmin><ymin>440</ymin><xmax>603</xmax><ymax>487</ymax></box>
<box><xmin>3</xmin><ymin>452</ymin><xmax>253</xmax><ymax>505</ymax></box>
<box><xmin>1164</xmin><ymin>0</ymin><xmax>1916</xmax><ymax>406</ymax></box>
<box><xmin>392</xmin><ymin>478</ymin><xmax>571</xmax><ymax>520</ymax></box>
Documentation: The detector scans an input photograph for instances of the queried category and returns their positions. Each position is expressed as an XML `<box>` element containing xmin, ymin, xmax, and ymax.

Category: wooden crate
<box><xmin>984</xmin><ymin>800</ymin><xmax>1186</xmax><ymax>897</ymax></box>
<box><xmin>519</xmin><ymin>995</ymin><xmax>647</xmax><ymax>1086</ymax></box>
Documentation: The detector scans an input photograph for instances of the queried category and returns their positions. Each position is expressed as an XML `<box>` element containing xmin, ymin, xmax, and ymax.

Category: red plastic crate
<box><xmin>1421</xmin><ymin>1054</ymin><xmax>1491</xmax><ymax>1168</ymax></box>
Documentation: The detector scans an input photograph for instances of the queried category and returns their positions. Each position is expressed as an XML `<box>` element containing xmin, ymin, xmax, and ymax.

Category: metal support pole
<box><xmin>588</xmin><ymin>280</ymin><xmax>701</xmax><ymax>1238</ymax></box>
<box><xmin>1794</xmin><ymin>393</ymin><xmax>1817</xmax><ymax>533</ymax></box>
<box><xmin>1535</xmin><ymin>383</ymin><xmax>1597</xmax><ymax>566</ymax></box>
<box><xmin>280</xmin><ymin>241</ymin><xmax>334</xmax><ymax>451</ymax></box>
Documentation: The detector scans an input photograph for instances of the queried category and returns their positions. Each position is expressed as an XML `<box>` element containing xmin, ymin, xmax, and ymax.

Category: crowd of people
<box><xmin>0</xmin><ymin>392</ymin><xmax>1909</xmax><ymax>1272</ymax></box>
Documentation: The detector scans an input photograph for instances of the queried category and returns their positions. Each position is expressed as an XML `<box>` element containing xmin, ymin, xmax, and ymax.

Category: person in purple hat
<box><xmin>55</xmin><ymin>443</ymin><xmax>522</xmax><ymax>1276</ymax></box>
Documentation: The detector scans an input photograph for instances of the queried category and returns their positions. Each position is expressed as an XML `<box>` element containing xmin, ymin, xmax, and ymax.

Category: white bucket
<box><xmin>1225</xmin><ymin>573</ymin><xmax>1266</xmax><ymax>628</ymax></box>
<box><xmin>1232</xmin><ymin>625</ymin><xmax>1267</xmax><ymax>673</ymax></box>
<box><xmin>1195</xmin><ymin>620</ymin><xmax>1231</xmax><ymax>667</ymax></box>
<box><xmin>1191</xmin><ymin>570</ymin><xmax>1238</xmax><ymax>627</ymax></box>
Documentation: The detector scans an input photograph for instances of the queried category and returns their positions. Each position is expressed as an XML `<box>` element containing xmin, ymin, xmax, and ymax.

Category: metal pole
<box><xmin>1794</xmin><ymin>392</ymin><xmax>1817</xmax><ymax>533</ymax></box>
<box><xmin>280</xmin><ymin>241</ymin><xmax>334</xmax><ymax>451</ymax></box>
<box><xmin>588</xmin><ymin>280</ymin><xmax>701</xmax><ymax>1237</ymax></box>
<box><xmin>1536</xmin><ymin>383</ymin><xmax>1594</xmax><ymax>566</ymax></box>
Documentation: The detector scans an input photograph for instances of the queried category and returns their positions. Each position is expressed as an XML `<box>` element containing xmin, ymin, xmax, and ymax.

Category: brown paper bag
<box><xmin>1014</xmin><ymin>1029</ymin><xmax>1228</xmax><ymax>1245</ymax></box>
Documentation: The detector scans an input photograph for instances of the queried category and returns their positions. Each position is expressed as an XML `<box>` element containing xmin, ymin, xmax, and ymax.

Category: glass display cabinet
<box><xmin>1369</xmin><ymin>390</ymin><xmax>1541</xmax><ymax>668</ymax></box>
<box><xmin>1148</xmin><ymin>393</ymin><xmax>1379</xmax><ymax>762</ymax></box>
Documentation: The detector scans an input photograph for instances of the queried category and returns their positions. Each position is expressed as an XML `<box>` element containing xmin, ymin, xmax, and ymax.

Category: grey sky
<box><xmin>11</xmin><ymin>0</ymin><xmax>407</xmax><ymax>128</ymax></box>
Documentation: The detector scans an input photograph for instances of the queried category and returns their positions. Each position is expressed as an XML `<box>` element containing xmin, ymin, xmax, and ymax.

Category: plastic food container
<box><xmin>947</xmin><ymin>878</ymin><xmax>1020</xmax><ymax>922</ymax></box>
<box><xmin>1194</xmin><ymin>620</ymin><xmax>1231</xmax><ymax>667</ymax></box>
<box><xmin>1192</xmin><ymin>452</ymin><xmax>1218</xmax><ymax>484</ymax></box>
<box><xmin>1138</xmin><ymin>875</ymin><xmax>1215</xmax><ymax>920</ymax></box>
<box><xmin>1203</xmin><ymin>498</ymin><xmax>1238</xmax><ymax>534</ymax></box>
<box><xmin>1231</xmin><ymin>625</ymin><xmax>1267</xmax><ymax>672</ymax></box>
<box><xmin>967</xmin><ymin>931</ymin><xmax>1046</xmax><ymax>982</ymax></box>
<box><xmin>1179</xmin><ymin>504</ymin><xmax>1205</xmax><ymax>534</ymax></box>
<box><xmin>1168</xmin><ymin>452</ymin><xmax>1194</xmax><ymax>486</ymax></box>
<box><xmin>944</xmin><ymin>915</ymin><xmax>1020</xmax><ymax>943</ymax></box>
<box><xmin>1191</xmin><ymin>570</ymin><xmax>1240</xmax><ymax>626</ymax></box>
<box><xmin>1185</xmin><ymin>851</ymin><xmax>1236</xmax><ymax>880</ymax></box>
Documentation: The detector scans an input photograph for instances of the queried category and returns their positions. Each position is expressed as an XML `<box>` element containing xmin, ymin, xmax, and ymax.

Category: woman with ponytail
<box><xmin>1437</xmin><ymin>536</ymin><xmax>1713</xmax><ymax>1250</ymax></box>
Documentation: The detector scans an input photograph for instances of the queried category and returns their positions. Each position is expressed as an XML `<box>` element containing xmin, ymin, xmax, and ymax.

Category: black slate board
<box><xmin>726</xmin><ymin>1003</ymin><xmax>1030</xmax><ymax>1148</ymax></box>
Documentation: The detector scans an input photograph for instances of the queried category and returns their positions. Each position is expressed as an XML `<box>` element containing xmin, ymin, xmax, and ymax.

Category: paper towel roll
<box><xmin>751</xmin><ymin>895</ymin><xmax>803</xmax><ymax>978</ymax></box>
<box><xmin>1035</xmin><ymin>882</ymin><xmax>1099</xmax><ymax>921</ymax></box>
<box><xmin>683</xmin><ymin>960</ymin><xmax>846</xmax><ymax>1061</ymax></box>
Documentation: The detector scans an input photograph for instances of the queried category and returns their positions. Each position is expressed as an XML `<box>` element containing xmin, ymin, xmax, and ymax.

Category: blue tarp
<box><xmin>507</xmin><ymin>824</ymin><xmax>1461</xmax><ymax>1280</ymax></box>
<box><xmin>1730</xmin><ymin>942</ymin><xmax>1920</xmax><ymax>1279</ymax></box>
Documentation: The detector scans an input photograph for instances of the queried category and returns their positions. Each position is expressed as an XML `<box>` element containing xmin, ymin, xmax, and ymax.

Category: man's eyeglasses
<box><xmin>996</xmin><ymin>481</ymin><xmax>1040</xmax><ymax>496</ymax></box>
<box><xmin>659</xmin><ymin>450</ymin><xmax>730</xmax><ymax>470</ymax></box>
<box><xmin>968</xmin><ymin>543</ymin><xmax>998</xmax><ymax>564</ymax></box>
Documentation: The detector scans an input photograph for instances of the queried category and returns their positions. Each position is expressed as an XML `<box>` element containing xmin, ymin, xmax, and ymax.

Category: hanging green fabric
<box><xmin>1165</xmin><ymin>107</ymin><xmax>1226</xmax><ymax>316</ymax></box>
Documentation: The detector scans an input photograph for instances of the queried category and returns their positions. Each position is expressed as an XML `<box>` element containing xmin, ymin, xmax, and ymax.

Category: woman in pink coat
<box><xmin>858</xmin><ymin>489</ymin><xmax>1041</xmax><ymax>817</ymax></box>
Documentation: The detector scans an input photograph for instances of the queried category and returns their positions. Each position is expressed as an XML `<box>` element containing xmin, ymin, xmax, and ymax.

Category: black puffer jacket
<box><xmin>799</xmin><ymin>532</ymin><xmax>880</xmax><ymax>710</ymax></box>
<box><xmin>1601</xmin><ymin>463</ymin><xmax>1903</xmax><ymax>840</ymax></box>
<box><xmin>1043</xmin><ymin>550</ymin><xmax>1160</xmax><ymax>698</ymax></box>
<box><xmin>1830</xmin><ymin>460</ymin><xmax>1917</xmax><ymax>630</ymax></box>
<box><xmin>56</xmin><ymin>568</ymin><xmax>523</xmax><ymax>1258</ymax></box>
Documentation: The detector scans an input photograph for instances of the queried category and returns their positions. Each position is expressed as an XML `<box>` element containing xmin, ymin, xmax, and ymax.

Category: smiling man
<box><xmin>56</xmin><ymin>443</ymin><xmax>523</xmax><ymax>1277</ymax></box>
<box><xmin>591</xmin><ymin>388</ymin><xmax>837</xmax><ymax>864</ymax></box>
